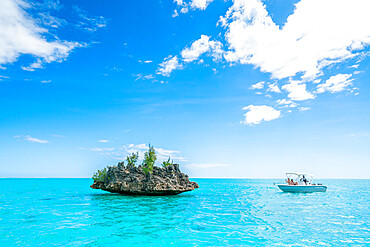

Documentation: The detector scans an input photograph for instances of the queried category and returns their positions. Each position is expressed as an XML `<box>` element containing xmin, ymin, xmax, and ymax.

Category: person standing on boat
<box><xmin>302</xmin><ymin>175</ymin><xmax>308</xmax><ymax>185</ymax></box>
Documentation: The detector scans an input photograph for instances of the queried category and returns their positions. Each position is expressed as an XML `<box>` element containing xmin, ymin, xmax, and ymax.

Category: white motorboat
<box><xmin>277</xmin><ymin>173</ymin><xmax>327</xmax><ymax>193</ymax></box>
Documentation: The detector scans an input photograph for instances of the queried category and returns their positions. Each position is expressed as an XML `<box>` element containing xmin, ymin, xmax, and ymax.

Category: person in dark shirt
<box><xmin>302</xmin><ymin>175</ymin><xmax>308</xmax><ymax>185</ymax></box>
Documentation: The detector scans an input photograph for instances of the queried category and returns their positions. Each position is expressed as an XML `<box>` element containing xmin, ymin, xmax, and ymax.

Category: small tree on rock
<box><xmin>162</xmin><ymin>157</ymin><xmax>173</xmax><ymax>167</ymax></box>
<box><xmin>126</xmin><ymin>152</ymin><xmax>138</xmax><ymax>168</ymax></box>
<box><xmin>142</xmin><ymin>145</ymin><xmax>157</xmax><ymax>174</ymax></box>
<box><xmin>92</xmin><ymin>167</ymin><xmax>108</xmax><ymax>182</ymax></box>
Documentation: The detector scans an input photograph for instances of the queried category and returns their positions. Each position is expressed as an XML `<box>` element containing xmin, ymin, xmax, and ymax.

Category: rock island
<box><xmin>91</xmin><ymin>145</ymin><xmax>199</xmax><ymax>195</ymax></box>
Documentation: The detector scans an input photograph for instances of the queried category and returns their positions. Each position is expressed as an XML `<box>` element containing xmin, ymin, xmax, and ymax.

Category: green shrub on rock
<box><xmin>142</xmin><ymin>145</ymin><xmax>157</xmax><ymax>174</ymax></box>
<box><xmin>92</xmin><ymin>167</ymin><xmax>108</xmax><ymax>182</ymax></box>
<box><xmin>126</xmin><ymin>152</ymin><xmax>138</xmax><ymax>168</ymax></box>
<box><xmin>162</xmin><ymin>157</ymin><xmax>173</xmax><ymax>167</ymax></box>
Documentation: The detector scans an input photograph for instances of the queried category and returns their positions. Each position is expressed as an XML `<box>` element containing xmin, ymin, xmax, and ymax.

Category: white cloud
<box><xmin>156</xmin><ymin>56</ymin><xmax>182</xmax><ymax>77</ymax></box>
<box><xmin>112</xmin><ymin>67</ymin><xmax>123</xmax><ymax>71</ymax></box>
<box><xmin>0</xmin><ymin>0</ymin><xmax>81</xmax><ymax>69</ymax></box>
<box><xmin>242</xmin><ymin>105</ymin><xmax>281</xmax><ymax>125</ymax></box>
<box><xmin>250</xmin><ymin>81</ymin><xmax>264</xmax><ymax>89</ymax></box>
<box><xmin>316</xmin><ymin>74</ymin><xmax>353</xmax><ymax>93</ymax></box>
<box><xmin>156</xmin><ymin>147</ymin><xmax>187</xmax><ymax>162</ymax></box>
<box><xmin>157</xmin><ymin>35</ymin><xmax>223</xmax><ymax>76</ymax></box>
<box><xmin>38</xmin><ymin>12</ymin><xmax>66</xmax><ymax>29</ymax></box>
<box><xmin>73</xmin><ymin>6</ymin><xmax>108</xmax><ymax>32</ymax></box>
<box><xmin>174</xmin><ymin>0</ymin><xmax>214</xmax><ymax>11</ymax></box>
<box><xmin>21</xmin><ymin>59</ymin><xmax>43</xmax><ymax>71</ymax></box>
<box><xmin>190</xmin><ymin>0</ymin><xmax>215</xmax><ymax>10</ymax></box>
<box><xmin>174</xmin><ymin>0</ymin><xmax>183</xmax><ymax>5</ymax></box>
<box><xmin>123</xmin><ymin>144</ymin><xmax>186</xmax><ymax>162</ymax></box>
<box><xmin>98</xmin><ymin>140</ymin><xmax>109</xmax><ymax>143</ymax></box>
<box><xmin>90</xmin><ymin>147</ymin><xmax>115</xmax><ymax>152</ymax></box>
<box><xmin>172</xmin><ymin>10</ymin><xmax>179</xmax><ymax>17</ymax></box>
<box><xmin>282</xmin><ymin>80</ymin><xmax>315</xmax><ymax>101</ymax></box>
<box><xmin>138</xmin><ymin>60</ymin><xmax>152</xmax><ymax>64</ymax></box>
<box><xmin>276</xmin><ymin>99</ymin><xmax>297</xmax><ymax>108</ymax></box>
<box><xmin>89</xmin><ymin>143</ymin><xmax>186</xmax><ymax>162</ymax></box>
<box><xmin>41</xmin><ymin>80</ymin><xmax>51</xmax><ymax>83</ymax></box>
<box><xmin>181</xmin><ymin>35</ymin><xmax>223</xmax><ymax>62</ymax></box>
<box><xmin>23</xmin><ymin>135</ymin><xmax>49</xmax><ymax>143</ymax></box>
<box><xmin>299</xmin><ymin>107</ymin><xmax>310</xmax><ymax>111</ymax></box>
<box><xmin>180</xmin><ymin>7</ymin><xmax>189</xmax><ymax>13</ymax></box>
<box><xmin>353</xmin><ymin>70</ymin><xmax>363</xmax><ymax>75</ymax></box>
<box><xmin>267</xmin><ymin>83</ymin><xmax>281</xmax><ymax>93</ymax></box>
<box><xmin>133</xmin><ymin>74</ymin><xmax>154</xmax><ymax>81</ymax></box>
<box><xmin>185</xmin><ymin>163</ymin><xmax>231</xmax><ymax>169</ymax></box>
<box><xmin>221</xmin><ymin>0</ymin><xmax>370</xmax><ymax>80</ymax></box>
<box><xmin>0</xmin><ymin>75</ymin><xmax>10</xmax><ymax>80</ymax></box>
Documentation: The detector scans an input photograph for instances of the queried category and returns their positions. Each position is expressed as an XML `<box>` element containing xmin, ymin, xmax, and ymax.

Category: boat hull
<box><xmin>277</xmin><ymin>184</ymin><xmax>327</xmax><ymax>193</ymax></box>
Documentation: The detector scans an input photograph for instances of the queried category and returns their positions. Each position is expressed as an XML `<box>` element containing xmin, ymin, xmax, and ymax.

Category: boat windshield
<box><xmin>285</xmin><ymin>173</ymin><xmax>314</xmax><ymax>185</ymax></box>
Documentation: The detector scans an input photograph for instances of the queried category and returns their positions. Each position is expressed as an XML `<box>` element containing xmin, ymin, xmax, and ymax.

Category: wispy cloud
<box><xmin>73</xmin><ymin>5</ymin><xmax>108</xmax><ymax>32</ymax></box>
<box><xmin>185</xmin><ymin>163</ymin><xmax>231</xmax><ymax>169</ymax></box>
<box><xmin>22</xmin><ymin>135</ymin><xmax>49</xmax><ymax>143</ymax></box>
<box><xmin>37</xmin><ymin>12</ymin><xmax>66</xmax><ymax>29</ymax></box>
<box><xmin>138</xmin><ymin>60</ymin><xmax>153</xmax><ymax>64</ymax></box>
<box><xmin>21</xmin><ymin>60</ymin><xmax>44</xmax><ymax>71</ymax></box>
<box><xmin>123</xmin><ymin>144</ymin><xmax>187</xmax><ymax>162</ymax></box>
<box><xmin>87</xmin><ymin>143</ymin><xmax>186</xmax><ymax>162</ymax></box>
<box><xmin>316</xmin><ymin>74</ymin><xmax>353</xmax><ymax>93</ymax></box>
<box><xmin>51</xmin><ymin>134</ymin><xmax>65</xmax><ymax>138</ymax></box>
<box><xmin>157</xmin><ymin>35</ymin><xmax>222</xmax><ymax>76</ymax></box>
<box><xmin>250</xmin><ymin>81</ymin><xmax>265</xmax><ymax>90</ymax></box>
<box><xmin>90</xmin><ymin>147</ymin><xmax>115</xmax><ymax>152</ymax></box>
<box><xmin>299</xmin><ymin>107</ymin><xmax>310</xmax><ymax>111</ymax></box>
<box><xmin>98</xmin><ymin>140</ymin><xmax>109</xmax><ymax>143</ymax></box>
<box><xmin>267</xmin><ymin>83</ymin><xmax>281</xmax><ymax>93</ymax></box>
<box><xmin>112</xmin><ymin>67</ymin><xmax>123</xmax><ymax>71</ymax></box>
<box><xmin>173</xmin><ymin>0</ymin><xmax>215</xmax><ymax>15</ymax></box>
<box><xmin>276</xmin><ymin>99</ymin><xmax>298</xmax><ymax>108</ymax></box>
<box><xmin>181</xmin><ymin>35</ymin><xmax>223</xmax><ymax>62</ymax></box>
<box><xmin>172</xmin><ymin>9</ymin><xmax>179</xmax><ymax>18</ymax></box>
<box><xmin>156</xmin><ymin>56</ymin><xmax>182</xmax><ymax>77</ymax></box>
<box><xmin>0</xmin><ymin>75</ymin><xmax>10</xmax><ymax>80</ymax></box>
<box><xmin>133</xmin><ymin>74</ymin><xmax>154</xmax><ymax>81</ymax></box>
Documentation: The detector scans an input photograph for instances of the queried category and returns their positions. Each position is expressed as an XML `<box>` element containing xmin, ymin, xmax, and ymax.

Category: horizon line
<box><xmin>0</xmin><ymin>177</ymin><xmax>369</xmax><ymax>179</ymax></box>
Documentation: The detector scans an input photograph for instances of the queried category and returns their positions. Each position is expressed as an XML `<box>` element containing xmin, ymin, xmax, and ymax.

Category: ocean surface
<box><xmin>0</xmin><ymin>179</ymin><xmax>369</xmax><ymax>246</ymax></box>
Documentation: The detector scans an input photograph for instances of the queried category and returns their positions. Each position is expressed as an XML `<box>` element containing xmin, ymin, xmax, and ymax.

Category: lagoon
<box><xmin>1</xmin><ymin>178</ymin><xmax>369</xmax><ymax>246</ymax></box>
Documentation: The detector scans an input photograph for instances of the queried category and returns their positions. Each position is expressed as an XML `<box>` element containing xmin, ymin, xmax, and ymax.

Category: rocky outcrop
<box><xmin>91</xmin><ymin>163</ymin><xmax>199</xmax><ymax>195</ymax></box>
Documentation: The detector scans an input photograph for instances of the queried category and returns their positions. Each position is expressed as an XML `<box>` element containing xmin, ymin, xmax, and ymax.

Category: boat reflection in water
<box><xmin>277</xmin><ymin>173</ymin><xmax>327</xmax><ymax>193</ymax></box>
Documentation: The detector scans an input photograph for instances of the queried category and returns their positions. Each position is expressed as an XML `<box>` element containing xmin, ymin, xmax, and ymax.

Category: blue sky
<box><xmin>0</xmin><ymin>0</ymin><xmax>369</xmax><ymax>178</ymax></box>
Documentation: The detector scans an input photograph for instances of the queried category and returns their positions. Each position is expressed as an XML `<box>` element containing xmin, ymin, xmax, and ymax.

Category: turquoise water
<box><xmin>1</xmin><ymin>179</ymin><xmax>369</xmax><ymax>246</ymax></box>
